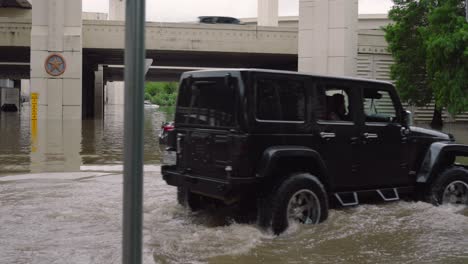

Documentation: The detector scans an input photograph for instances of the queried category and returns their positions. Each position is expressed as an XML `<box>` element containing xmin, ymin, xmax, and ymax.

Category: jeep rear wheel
<box><xmin>428</xmin><ymin>166</ymin><xmax>468</xmax><ymax>206</ymax></box>
<box><xmin>258</xmin><ymin>173</ymin><xmax>328</xmax><ymax>235</ymax></box>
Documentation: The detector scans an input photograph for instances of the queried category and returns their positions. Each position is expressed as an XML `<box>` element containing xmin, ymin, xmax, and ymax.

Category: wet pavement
<box><xmin>0</xmin><ymin>166</ymin><xmax>467</xmax><ymax>264</ymax></box>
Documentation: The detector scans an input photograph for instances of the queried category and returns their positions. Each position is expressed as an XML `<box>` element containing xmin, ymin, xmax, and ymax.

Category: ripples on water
<box><xmin>0</xmin><ymin>104</ymin><xmax>467</xmax><ymax>173</ymax></box>
<box><xmin>0</xmin><ymin>104</ymin><xmax>467</xmax><ymax>263</ymax></box>
<box><xmin>0</xmin><ymin>168</ymin><xmax>466</xmax><ymax>264</ymax></box>
<box><xmin>0</xmin><ymin>104</ymin><xmax>169</xmax><ymax>174</ymax></box>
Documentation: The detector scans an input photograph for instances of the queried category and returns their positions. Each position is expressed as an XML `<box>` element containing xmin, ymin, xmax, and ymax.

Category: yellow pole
<box><xmin>31</xmin><ymin>93</ymin><xmax>38</xmax><ymax>153</ymax></box>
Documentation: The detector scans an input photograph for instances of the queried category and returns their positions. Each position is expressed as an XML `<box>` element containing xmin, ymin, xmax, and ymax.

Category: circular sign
<box><xmin>44</xmin><ymin>54</ymin><xmax>66</xmax><ymax>76</ymax></box>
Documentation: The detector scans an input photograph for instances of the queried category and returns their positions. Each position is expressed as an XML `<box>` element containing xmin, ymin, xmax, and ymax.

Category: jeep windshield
<box><xmin>175</xmin><ymin>77</ymin><xmax>238</xmax><ymax>129</ymax></box>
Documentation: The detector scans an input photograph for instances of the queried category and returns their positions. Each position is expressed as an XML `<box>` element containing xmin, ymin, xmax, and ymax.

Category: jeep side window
<box><xmin>316</xmin><ymin>87</ymin><xmax>353</xmax><ymax>122</ymax></box>
<box><xmin>363</xmin><ymin>88</ymin><xmax>397</xmax><ymax>123</ymax></box>
<box><xmin>255</xmin><ymin>78</ymin><xmax>305</xmax><ymax>122</ymax></box>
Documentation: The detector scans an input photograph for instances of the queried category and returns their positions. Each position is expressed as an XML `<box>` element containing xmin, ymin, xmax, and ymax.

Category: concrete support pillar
<box><xmin>258</xmin><ymin>0</ymin><xmax>279</xmax><ymax>27</ymax></box>
<box><xmin>94</xmin><ymin>65</ymin><xmax>104</xmax><ymax>118</ymax></box>
<box><xmin>30</xmin><ymin>0</ymin><xmax>82</xmax><ymax>172</ymax></box>
<box><xmin>31</xmin><ymin>0</ymin><xmax>83</xmax><ymax>119</ymax></box>
<box><xmin>109</xmin><ymin>0</ymin><xmax>125</xmax><ymax>21</ymax></box>
<box><xmin>105</xmin><ymin>81</ymin><xmax>125</xmax><ymax>105</ymax></box>
<box><xmin>298</xmin><ymin>0</ymin><xmax>358</xmax><ymax>76</ymax></box>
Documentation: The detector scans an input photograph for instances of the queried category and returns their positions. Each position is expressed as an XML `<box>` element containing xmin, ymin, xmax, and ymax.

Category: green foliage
<box><xmin>422</xmin><ymin>0</ymin><xmax>468</xmax><ymax>114</ymax></box>
<box><xmin>385</xmin><ymin>0</ymin><xmax>468</xmax><ymax>116</ymax></box>
<box><xmin>144</xmin><ymin>82</ymin><xmax>178</xmax><ymax>106</ymax></box>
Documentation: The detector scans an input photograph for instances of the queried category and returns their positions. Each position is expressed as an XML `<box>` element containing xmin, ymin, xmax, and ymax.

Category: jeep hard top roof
<box><xmin>180</xmin><ymin>68</ymin><xmax>393</xmax><ymax>87</ymax></box>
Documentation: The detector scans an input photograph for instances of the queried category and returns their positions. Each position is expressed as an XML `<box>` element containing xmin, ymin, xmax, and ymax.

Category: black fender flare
<box><xmin>416</xmin><ymin>142</ymin><xmax>468</xmax><ymax>184</ymax></box>
<box><xmin>256</xmin><ymin>146</ymin><xmax>329</xmax><ymax>188</ymax></box>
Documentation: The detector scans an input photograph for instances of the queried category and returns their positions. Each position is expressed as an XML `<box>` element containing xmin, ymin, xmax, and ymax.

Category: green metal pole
<box><xmin>123</xmin><ymin>0</ymin><xmax>145</xmax><ymax>263</ymax></box>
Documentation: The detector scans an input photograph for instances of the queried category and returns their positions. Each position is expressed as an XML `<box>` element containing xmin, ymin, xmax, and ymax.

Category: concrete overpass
<box><xmin>0</xmin><ymin>16</ymin><xmax>389</xmax><ymax>79</ymax></box>
<box><xmin>0</xmin><ymin>13</ymin><xmax>390</xmax><ymax>118</ymax></box>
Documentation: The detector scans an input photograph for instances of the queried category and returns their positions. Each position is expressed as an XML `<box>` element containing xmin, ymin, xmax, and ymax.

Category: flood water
<box><xmin>0</xmin><ymin>104</ymin><xmax>467</xmax><ymax>263</ymax></box>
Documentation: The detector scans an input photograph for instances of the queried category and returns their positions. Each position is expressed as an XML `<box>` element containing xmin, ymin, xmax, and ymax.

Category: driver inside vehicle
<box><xmin>328</xmin><ymin>94</ymin><xmax>348</xmax><ymax>121</ymax></box>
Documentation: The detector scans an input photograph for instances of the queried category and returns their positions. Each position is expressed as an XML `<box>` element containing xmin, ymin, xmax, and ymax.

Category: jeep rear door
<box><xmin>174</xmin><ymin>73</ymin><xmax>241</xmax><ymax>181</ymax></box>
<box><xmin>313</xmin><ymin>79</ymin><xmax>361</xmax><ymax>191</ymax></box>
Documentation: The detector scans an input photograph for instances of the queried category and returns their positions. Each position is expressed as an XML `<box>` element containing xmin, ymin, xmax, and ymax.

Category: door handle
<box><xmin>363</xmin><ymin>133</ymin><xmax>378</xmax><ymax>139</ymax></box>
<box><xmin>320</xmin><ymin>132</ymin><xmax>336</xmax><ymax>139</ymax></box>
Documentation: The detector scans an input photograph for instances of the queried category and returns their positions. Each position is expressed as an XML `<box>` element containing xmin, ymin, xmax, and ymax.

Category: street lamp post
<box><xmin>122</xmin><ymin>0</ymin><xmax>146</xmax><ymax>263</ymax></box>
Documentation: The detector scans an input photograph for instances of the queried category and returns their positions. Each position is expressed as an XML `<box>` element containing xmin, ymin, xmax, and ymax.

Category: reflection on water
<box><xmin>80</xmin><ymin>105</ymin><xmax>168</xmax><ymax>165</ymax></box>
<box><xmin>0</xmin><ymin>104</ymin><xmax>171</xmax><ymax>174</ymax></box>
<box><xmin>0</xmin><ymin>105</ymin><xmax>30</xmax><ymax>174</ymax></box>
<box><xmin>0</xmin><ymin>105</ymin><xmax>466</xmax><ymax>174</ymax></box>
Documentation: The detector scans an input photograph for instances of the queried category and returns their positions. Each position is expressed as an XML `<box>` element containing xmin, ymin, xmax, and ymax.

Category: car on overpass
<box><xmin>198</xmin><ymin>16</ymin><xmax>242</xmax><ymax>25</ymax></box>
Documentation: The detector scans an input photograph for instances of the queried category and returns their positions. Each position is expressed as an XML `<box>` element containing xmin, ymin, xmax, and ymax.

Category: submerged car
<box><xmin>162</xmin><ymin>69</ymin><xmax>468</xmax><ymax>234</ymax></box>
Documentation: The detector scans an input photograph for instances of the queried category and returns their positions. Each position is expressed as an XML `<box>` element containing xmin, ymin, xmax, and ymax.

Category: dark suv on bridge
<box><xmin>162</xmin><ymin>69</ymin><xmax>468</xmax><ymax>234</ymax></box>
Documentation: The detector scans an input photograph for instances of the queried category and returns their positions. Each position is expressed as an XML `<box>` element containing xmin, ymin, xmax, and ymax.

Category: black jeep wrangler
<box><xmin>162</xmin><ymin>69</ymin><xmax>468</xmax><ymax>234</ymax></box>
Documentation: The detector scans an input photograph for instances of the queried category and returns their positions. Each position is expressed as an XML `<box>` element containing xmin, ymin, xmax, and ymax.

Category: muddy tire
<box><xmin>257</xmin><ymin>173</ymin><xmax>328</xmax><ymax>235</ymax></box>
<box><xmin>427</xmin><ymin>166</ymin><xmax>468</xmax><ymax>206</ymax></box>
<box><xmin>177</xmin><ymin>187</ymin><xmax>203</xmax><ymax>211</ymax></box>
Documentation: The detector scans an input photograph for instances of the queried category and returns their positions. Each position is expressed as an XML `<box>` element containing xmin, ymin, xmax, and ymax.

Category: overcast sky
<box><xmin>83</xmin><ymin>0</ymin><xmax>394</xmax><ymax>22</ymax></box>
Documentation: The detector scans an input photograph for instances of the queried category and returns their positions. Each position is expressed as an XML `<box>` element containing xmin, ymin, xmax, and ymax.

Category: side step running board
<box><xmin>334</xmin><ymin>192</ymin><xmax>359</xmax><ymax>207</ymax></box>
<box><xmin>376</xmin><ymin>188</ymin><xmax>400</xmax><ymax>202</ymax></box>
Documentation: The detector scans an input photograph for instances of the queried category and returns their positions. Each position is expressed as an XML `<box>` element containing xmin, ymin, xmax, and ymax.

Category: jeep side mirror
<box><xmin>403</xmin><ymin>110</ymin><xmax>413</xmax><ymax>127</ymax></box>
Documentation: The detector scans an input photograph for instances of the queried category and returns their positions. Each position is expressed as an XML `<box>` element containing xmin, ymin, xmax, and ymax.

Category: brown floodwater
<box><xmin>0</xmin><ymin>104</ymin><xmax>467</xmax><ymax>263</ymax></box>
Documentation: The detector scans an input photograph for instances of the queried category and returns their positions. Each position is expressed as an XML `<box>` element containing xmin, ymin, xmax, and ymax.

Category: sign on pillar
<box><xmin>45</xmin><ymin>54</ymin><xmax>66</xmax><ymax>76</ymax></box>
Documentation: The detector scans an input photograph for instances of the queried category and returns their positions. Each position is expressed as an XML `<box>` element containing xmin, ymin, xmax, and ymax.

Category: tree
<box><xmin>385</xmin><ymin>0</ymin><xmax>468</xmax><ymax>128</ymax></box>
<box><xmin>144</xmin><ymin>82</ymin><xmax>178</xmax><ymax>106</ymax></box>
<box><xmin>423</xmin><ymin>0</ymin><xmax>468</xmax><ymax>117</ymax></box>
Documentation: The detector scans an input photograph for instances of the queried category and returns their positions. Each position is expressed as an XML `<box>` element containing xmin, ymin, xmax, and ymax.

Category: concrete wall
<box><xmin>82</xmin><ymin>20</ymin><xmax>297</xmax><ymax>54</ymax></box>
<box><xmin>0</xmin><ymin>8</ymin><xmax>31</xmax><ymax>18</ymax></box>
<box><xmin>82</xmin><ymin>12</ymin><xmax>108</xmax><ymax>21</ymax></box>
<box><xmin>241</xmin><ymin>14</ymin><xmax>390</xmax><ymax>30</ymax></box>
<box><xmin>0</xmin><ymin>18</ymin><xmax>31</xmax><ymax>47</ymax></box>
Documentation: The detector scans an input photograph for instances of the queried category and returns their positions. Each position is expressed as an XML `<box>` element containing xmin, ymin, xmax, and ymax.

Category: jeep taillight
<box><xmin>163</xmin><ymin>124</ymin><xmax>175</xmax><ymax>132</ymax></box>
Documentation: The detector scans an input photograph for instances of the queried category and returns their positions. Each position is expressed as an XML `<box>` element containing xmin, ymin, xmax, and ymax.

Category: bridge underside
<box><xmin>99</xmin><ymin>49</ymin><xmax>297</xmax><ymax>81</ymax></box>
<box><xmin>82</xmin><ymin>48</ymin><xmax>297</xmax><ymax>118</ymax></box>
<box><xmin>0</xmin><ymin>46</ymin><xmax>297</xmax><ymax>118</ymax></box>
<box><xmin>85</xmin><ymin>48</ymin><xmax>297</xmax><ymax>75</ymax></box>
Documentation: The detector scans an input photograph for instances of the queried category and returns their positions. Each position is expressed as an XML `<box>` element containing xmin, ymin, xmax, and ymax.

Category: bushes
<box><xmin>144</xmin><ymin>82</ymin><xmax>178</xmax><ymax>106</ymax></box>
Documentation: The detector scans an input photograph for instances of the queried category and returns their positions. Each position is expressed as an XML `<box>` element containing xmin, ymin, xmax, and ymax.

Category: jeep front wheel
<box><xmin>258</xmin><ymin>173</ymin><xmax>328</xmax><ymax>235</ymax></box>
<box><xmin>428</xmin><ymin>166</ymin><xmax>468</xmax><ymax>205</ymax></box>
